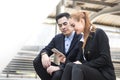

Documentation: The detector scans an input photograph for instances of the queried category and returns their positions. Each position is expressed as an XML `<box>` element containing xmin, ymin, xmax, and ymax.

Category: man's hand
<box><xmin>47</xmin><ymin>66</ymin><xmax>60</xmax><ymax>75</ymax></box>
<box><xmin>51</xmin><ymin>48</ymin><xmax>66</xmax><ymax>63</ymax></box>
<box><xmin>57</xmin><ymin>54</ymin><xmax>66</xmax><ymax>63</ymax></box>
<box><xmin>41</xmin><ymin>53</ymin><xmax>51</xmax><ymax>69</ymax></box>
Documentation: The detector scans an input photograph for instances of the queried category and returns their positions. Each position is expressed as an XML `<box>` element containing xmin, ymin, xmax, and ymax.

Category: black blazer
<box><xmin>40</xmin><ymin>32</ymin><xmax>84</xmax><ymax>70</ymax></box>
<box><xmin>83</xmin><ymin>28</ymin><xmax>116</xmax><ymax>80</ymax></box>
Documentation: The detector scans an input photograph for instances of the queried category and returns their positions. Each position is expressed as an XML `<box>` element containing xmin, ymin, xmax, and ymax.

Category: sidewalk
<box><xmin>0</xmin><ymin>77</ymin><xmax>120</xmax><ymax>80</ymax></box>
<box><xmin>0</xmin><ymin>78</ymin><xmax>40</xmax><ymax>80</ymax></box>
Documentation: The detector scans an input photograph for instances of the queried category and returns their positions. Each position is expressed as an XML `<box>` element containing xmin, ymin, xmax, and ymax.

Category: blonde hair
<box><xmin>71</xmin><ymin>11</ymin><xmax>96</xmax><ymax>48</ymax></box>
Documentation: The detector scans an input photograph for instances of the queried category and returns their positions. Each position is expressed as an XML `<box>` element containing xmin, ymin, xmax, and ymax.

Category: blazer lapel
<box><xmin>85</xmin><ymin>32</ymin><xmax>95</xmax><ymax>51</ymax></box>
<box><xmin>59</xmin><ymin>34</ymin><xmax>65</xmax><ymax>54</ymax></box>
<box><xmin>67</xmin><ymin>33</ymin><xmax>81</xmax><ymax>54</ymax></box>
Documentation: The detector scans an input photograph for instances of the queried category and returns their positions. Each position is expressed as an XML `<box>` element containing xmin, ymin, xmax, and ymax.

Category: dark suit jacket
<box><xmin>40</xmin><ymin>32</ymin><xmax>84</xmax><ymax>70</ymax></box>
<box><xmin>83</xmin><ymin>28</ymin><xmax>116</xmax><ymax>80</ymax></box>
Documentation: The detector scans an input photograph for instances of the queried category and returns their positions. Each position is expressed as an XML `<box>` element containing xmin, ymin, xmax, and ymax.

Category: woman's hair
<box><xmin>71</xmin><ymin>11</ymin><xmax>96</xmax><ymax>48</ymax></box>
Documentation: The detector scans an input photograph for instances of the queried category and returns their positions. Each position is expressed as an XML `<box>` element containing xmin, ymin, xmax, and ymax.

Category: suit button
<box><xmin>88</xmin><ymin>51</ymin><xmax>90</xmax><ymax>54</ymax></box>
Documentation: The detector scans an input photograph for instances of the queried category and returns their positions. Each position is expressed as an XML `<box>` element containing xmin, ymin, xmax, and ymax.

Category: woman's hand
<box><xmin>74</xmin><ymin>60</ymin><xmax>82</xmax><ymax>64</ymax></box>
<box><xmin>47</xmin><ymin>66</ymin><xmax>60</xmax><ymax>75</ymax></box>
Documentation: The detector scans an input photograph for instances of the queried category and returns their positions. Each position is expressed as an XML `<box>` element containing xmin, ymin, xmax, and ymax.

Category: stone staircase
<box><xmin>1</xmin><ymin>46</ymin><xmax>43</xmax><ymax>78</ymax></box>
<box><xmin>1</xmin><ymin>46</ymin><xmax>120</xmax><ymax>78</ymax></box>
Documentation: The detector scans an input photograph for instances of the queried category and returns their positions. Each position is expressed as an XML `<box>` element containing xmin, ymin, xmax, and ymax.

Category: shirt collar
<box><xmin>65</xmin><ymin>31</ymin><xmax>75</xmax><ymax>40</ymax></box>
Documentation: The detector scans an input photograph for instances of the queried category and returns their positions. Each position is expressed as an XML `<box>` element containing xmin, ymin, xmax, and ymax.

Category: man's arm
<box><xmin>41</xmin><ymin>52</ymin><xmax>51</xmax><ymax>68</ymax></box>
<box><xmin>40</xmin><ymin>36</ymin><xmax>57</xmax><ymax>68</ymax></box>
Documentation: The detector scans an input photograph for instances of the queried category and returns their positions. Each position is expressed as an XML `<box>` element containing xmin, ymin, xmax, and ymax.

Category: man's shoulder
<box><xmin>55</xmin><ymin>33</ymin><xmax>64</xmax><ymax>37</ymax></box>
<box><xmin>54</xmin><ymin>33</ymin><xmax>64</xmax><ymax>38</ymax></box>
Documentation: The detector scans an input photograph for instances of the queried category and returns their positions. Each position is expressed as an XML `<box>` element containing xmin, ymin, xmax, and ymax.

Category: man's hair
<box><xmin>55</xmin><ymin>12</ymin><xmax>71</xmax><ymax>23</ymax></box>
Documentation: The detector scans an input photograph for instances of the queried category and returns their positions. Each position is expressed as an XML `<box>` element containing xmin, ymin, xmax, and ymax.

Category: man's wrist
<box><xmin>41</xmin><ymin>52</ymin><xmax>47</xmax><ymax>56</ymax></box>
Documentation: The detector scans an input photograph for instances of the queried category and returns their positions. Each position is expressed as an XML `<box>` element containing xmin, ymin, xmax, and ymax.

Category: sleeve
<box><xmin>58</xmin><ymin>41</ymin><xmax>84</xmax><ymax>70</ymax></box>
<box><xmin>76</xmin><ymin>41</ymin><xmax>84</xmax><ymax>62</ymax></box>
<box><xmin>58</xmin><ymin>63</ymin><xmax>65</xmax><ymax>70</ymax></box>
<box><xmin>40</xmin><ymin>36</ymin><xmax>56</xmax><ymax>57</ymax></box>
<box><xmin>83</xmin><ymin>29</ymin><xmax>111</xmax><ymax>68</ymax></box>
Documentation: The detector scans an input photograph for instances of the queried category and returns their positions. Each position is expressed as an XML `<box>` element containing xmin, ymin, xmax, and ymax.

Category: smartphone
<box><xmin>51</xmin><ymin>48</ymin><xmax>65</xmax><ymax>57</ymax></box>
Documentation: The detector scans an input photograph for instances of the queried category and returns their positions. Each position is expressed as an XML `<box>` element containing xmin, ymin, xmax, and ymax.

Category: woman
<box><xmin>61</xmin><ymin>11</ymin><xmax>116</xmax><ymax>80</ymax></box>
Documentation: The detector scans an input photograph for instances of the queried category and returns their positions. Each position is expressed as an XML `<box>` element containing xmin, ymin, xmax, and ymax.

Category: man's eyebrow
<box><xmin>58</xmin><ymin>21</ymin><xmax>67</xmax><ymax>24</ymax></box>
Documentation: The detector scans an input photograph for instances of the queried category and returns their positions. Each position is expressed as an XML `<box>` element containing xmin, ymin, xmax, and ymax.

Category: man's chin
<box><xmin>62</xmin><ymin>33</ymin><xmax>67</xmax><ymax>35</ymax></box>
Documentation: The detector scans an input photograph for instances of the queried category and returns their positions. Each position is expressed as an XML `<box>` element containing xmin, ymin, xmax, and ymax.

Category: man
<box><xmin>33</xmin><ymin>12</ymin><xmax>83</xmax><ymax>80</ymax></box>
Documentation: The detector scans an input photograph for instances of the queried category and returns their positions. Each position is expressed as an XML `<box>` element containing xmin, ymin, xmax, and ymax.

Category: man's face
<box><xmin>57</xmin><ymin>17</ymin><xmax>74</xmax><ymax>36</ymax></box>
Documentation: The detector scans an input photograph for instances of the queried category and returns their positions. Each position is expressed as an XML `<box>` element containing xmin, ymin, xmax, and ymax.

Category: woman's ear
<box><xmin>81</xmin><ymin>19</ymin><xmax>85</xmax><ymax>26</ymax></box>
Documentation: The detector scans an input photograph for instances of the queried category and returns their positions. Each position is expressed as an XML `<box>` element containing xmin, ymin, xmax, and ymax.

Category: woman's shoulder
<box><xmin>90</xmin><ymin>28</ymin><xmax>104</xmax><ymax>36</ymax></box>
<box><xmin>94</xmin><ymin>28</ymin><xmax>107</xmax><ymax>36</ymax></box>
<box><xmin>95</xmin><ymin>28</ymin><xmax>108</xmax><ymax>40</ymax></box>
<box><xmin>95</xmin><ymin>28</ymin><xmax>105</xmax><ymax>33</ymax></box>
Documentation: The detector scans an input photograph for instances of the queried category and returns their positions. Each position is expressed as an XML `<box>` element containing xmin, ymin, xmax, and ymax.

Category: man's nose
<box><xmin>61</xmin><ymin>25</ymin><xmax>66</xmax><ymax>28</ymax></box>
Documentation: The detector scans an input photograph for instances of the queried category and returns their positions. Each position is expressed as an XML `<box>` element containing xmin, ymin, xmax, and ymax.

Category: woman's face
<box><xmin>70</xmin><ymin>18</ymin><xmax>85</xmax><ymax>34</ymax></box>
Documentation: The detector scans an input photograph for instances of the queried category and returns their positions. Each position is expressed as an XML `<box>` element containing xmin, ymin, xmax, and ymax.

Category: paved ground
<box><xmin>0</xmin><ymin>78</ymin><xmax>40</xmax><ymax>80</ymax></box>
<box><xmin>0</xmin><ymin>77</ymin><xmax>120</xmax><ymax>80</ymax></box>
